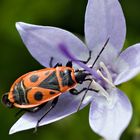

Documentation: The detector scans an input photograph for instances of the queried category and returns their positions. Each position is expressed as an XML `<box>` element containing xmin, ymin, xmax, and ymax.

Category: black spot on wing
<box><xmin>34</xmin><ymin>91</ymin><xmax>43</xmax><ymax>101</ymax></box>
<box><xmin>39</xmin><ymin>71</ymin><xmax>60</xmax><ymax>91</ymax></box>
<box><xmin>50</xmin><ymin>91</ymin><xmax>56</xmax><ymax>95</ymax></box>
<box><xmin>30</xmin><ymin>75</ymin><xmax>39</xmax><ymax>82</ymax></box>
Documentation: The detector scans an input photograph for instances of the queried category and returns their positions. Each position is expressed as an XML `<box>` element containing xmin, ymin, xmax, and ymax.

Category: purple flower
<box><xmin>9</xmin><ymin>0</ymin><xmax>140</xmax><ymax>139</ymax></box>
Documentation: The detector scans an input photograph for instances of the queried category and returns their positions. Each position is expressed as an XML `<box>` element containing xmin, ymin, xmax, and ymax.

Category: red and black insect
<box><xmin>1</xmin><ymin>39</ymin><xmax>109</xmax><ymax>132</ymax></box>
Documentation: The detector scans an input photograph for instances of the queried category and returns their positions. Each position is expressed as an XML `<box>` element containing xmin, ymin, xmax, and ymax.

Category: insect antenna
<box><xmin>77</xmin><ymin>79</ymin><xmax>93</xmax><ymax>111</ymax></box>
<box><xmin>90</xmin><ymin>37</ymin><xmax>110</xmax><ymax>68</ymax></box>
<box><xmin>77</xmin><ymin>38</ymin><xmax>110</xmax><ymax>111</ymax></box>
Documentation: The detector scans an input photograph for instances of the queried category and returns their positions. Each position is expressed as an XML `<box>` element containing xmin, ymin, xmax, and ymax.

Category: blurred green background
<box><xmin>0</xmin><ymin>0</ymin><xmax>140</xmax><ymax>140</ymax></box>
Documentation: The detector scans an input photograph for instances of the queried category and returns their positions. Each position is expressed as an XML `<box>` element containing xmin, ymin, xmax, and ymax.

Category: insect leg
<box><xmin>69</xmin><ymin>87</ymin><xmax>98</xmax><ymax>95</ymax></box>
<box><xmin>79</xmin><ymin>50</ymin><xmax>92</xmax><ymax>64</ymax></box>
<box><xmin>77</xmin><ymin>80</ymin><xmax>95</xmax><ymax>111</ymax></box>
<box><xmin>54</xmin><ymin>63</ymin><xmax>62</xmax><ymax>68</ymax></box>
<box><xmin>15</xmin><ymin>103</ymin><xmax>48</xmax><ymax>117</ymax></box>
<box><xmin>34</xmin><ymin>97</ymin><xmax>59</xmax><ymax>133</ymax></box>
<box><xmin>66</xmin><ymin>61</ymin><xmax>72</xmax><ymax>68</ymax></box>
<box><xmin>28</xmin><ymin>103</ymin><xmax>48</xmax><ymax>112</ymax></box>
<box><xmin>49</xmin><ymin>57</ymin><xmax>54</xmax><ymax>67</ymax></box>
<box><xmin>70</xmin><ymin>81</ymin><xmax>98</xmax><ymax>112</ymax></box>
<box><xmin>49</xmin><ymin>57</ymin><xmax>62</xmax><ymax>68</ymax></box>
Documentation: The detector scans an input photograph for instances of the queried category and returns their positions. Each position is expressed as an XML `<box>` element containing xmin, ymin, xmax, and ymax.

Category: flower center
<box><xmin>91</xmin><ymin>61</ymin><xmax>116</xmax><ymax>101</ymax></box>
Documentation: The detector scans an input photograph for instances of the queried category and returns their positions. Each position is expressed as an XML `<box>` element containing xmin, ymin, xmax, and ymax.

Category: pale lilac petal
<box><xmin>89</xmin><ymin>88</ymin><xmax>132</xmax><ymax>140</ymax></box>
<box><xmin>16</xmin><ymin>22</ymin><xmax>89</xmax><ymax>67</ymax></box>
<box><xmin>115</xmin><ymin>68</ymin><xmax>140</xmax><ymax>85</ymax></box>
<box><xmin>9</xmin><ymin>83</ymin><xmax>95</xmax><ymax>134</ymax></box>
<box><xmin>114</xmin><ymin>44</ymin><xmax>140</xmax><ymax>85</ymax></box>
<box><xmin>119</xmin><ymin>44</ymin><xmax>140</xmax><ymax>68</ymax></box>
<box><xmin>85</xmin><ymin>0</ymin><xmax>126</xmax><ymax>59</ymax></box>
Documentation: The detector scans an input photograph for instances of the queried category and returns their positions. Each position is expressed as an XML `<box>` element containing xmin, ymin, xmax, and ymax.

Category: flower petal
<box><xmin>9</xmin><ymin>83</ymin><xmax>95</xmax><ymax>134</ymax></box>
<box><xmin>89</xmin><ymin>88</ymin><xmax>132</xmax><ymax>140</ymax></box>
<box><xmin>85</xmin><ymin>0</ymin><xmax>126</xmax><ymax>58</ymax></box>
<box><xmin>114</xmin><ymin>44</ymin><xmax>140</xmax><ymax>85</ymax></box>
<box><xmin>58</xmin><ymin>43</ymin><xmax>100</xmax><ymax>79</ymax></box>
<box><xmin>16</xmin><ymin>22</ymin><xmax>89</xmax><ymax>67</ymax></box>
<box><xmin>119</xmin><ymin>44</ymin><xmax>140</xmax><ymax>68</ymax></box>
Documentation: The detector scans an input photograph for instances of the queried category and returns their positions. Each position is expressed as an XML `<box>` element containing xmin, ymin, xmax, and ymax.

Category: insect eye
<box><xmin>1</xmin><ymin>93</ymin><xmax>13</xmax><ymax>108</ymax></box>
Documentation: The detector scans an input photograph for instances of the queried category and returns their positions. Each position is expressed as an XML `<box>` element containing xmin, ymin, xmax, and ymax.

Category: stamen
<box><xmin>92</xmin><ymin>79</ymin><xmax>110</xmax><ymax>100</ymax></box>
<box><xmin>99</xmin><ymin>62</ymin><xmax>113</xmax><ymax>83</ymax></box>
<box><xmin>97</xmin><ymin>70</ymin><xmax>115</xmax><ymax>88</ymax></box>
